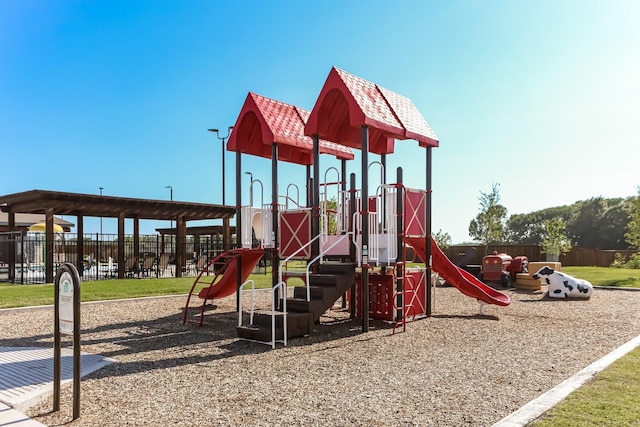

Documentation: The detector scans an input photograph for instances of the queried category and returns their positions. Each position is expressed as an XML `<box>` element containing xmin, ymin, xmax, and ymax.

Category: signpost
<box><xmin>54</xmin><ymin>262</ymin><xmax>81</xmax><ymax>420</ymax></box>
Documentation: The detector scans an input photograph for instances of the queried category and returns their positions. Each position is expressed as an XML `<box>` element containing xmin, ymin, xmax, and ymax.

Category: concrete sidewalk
<box><xmin>0</xmin><ymin>347</ymin><xmax>114</xmax><ymax>426</ymax></box>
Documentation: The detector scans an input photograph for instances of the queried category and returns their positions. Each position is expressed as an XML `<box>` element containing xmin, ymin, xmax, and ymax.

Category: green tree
<box><xmin>468</xmin><ymin>183</ymin><xmax>508</xmax><ymax>253</ymax></box>
<box><xmin>433</xmin><ymin>229</ymin><xmax>452</xmax><ymax>250</ymax></box>
<box><xmin>540</xmin><ymin>217</ymin><xmax>572</xmax><ymax>261</ymax></box>
<box><xmin>625</xmin><ymin>187</ymin><xmax>640</xmax><ymax>250</ymax></box>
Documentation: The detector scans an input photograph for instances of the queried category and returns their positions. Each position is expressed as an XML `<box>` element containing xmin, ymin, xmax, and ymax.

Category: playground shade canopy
<box><xmin>305</xmin><ymin>67</ymin><xmax>439</xmax><ymax>154</ymax></box>
<box><xmin>227</xmin><ymin>92</ymin><xmax>354</xmax><ymax>165</ymax></box>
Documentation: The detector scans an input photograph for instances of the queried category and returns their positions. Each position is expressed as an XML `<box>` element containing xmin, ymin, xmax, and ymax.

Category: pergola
<box><xmin>0</xmin><ymin>190</ymin><xmax>234</xmax><ymax>282</ymax></box>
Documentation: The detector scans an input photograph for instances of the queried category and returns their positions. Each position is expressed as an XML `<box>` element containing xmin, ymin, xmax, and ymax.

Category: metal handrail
<box><xmin>238</xmin><ymin>279</ymin><xmax>256</xmax><ymax>327</ymax></box>
<box><xmin>278</xmin><ymin>233</ymin><xmax>324</xmax><ymax>286</ymax></box>
<box><xmin>304</xmin><ymin>231</ymin><xmax>353</xmax><ymax>301</ymax></box>
<box><xmin>271</xmin><ymin>280</ymin><xmax>287</xmax><ymax>348</ymax></box>
<box><xmin>238</xmin><ymin>278</ymin><xmax>288</xmax><ymax>349</ymax></box>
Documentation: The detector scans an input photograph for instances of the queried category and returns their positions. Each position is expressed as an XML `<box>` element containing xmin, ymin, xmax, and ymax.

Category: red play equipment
<box><xmin>182</xmin><ymin>66</ymin><xmax>510</xmax><ymax>347</ymax></box>
<box><xmin>406</xmin><ymin>237</ymin><xmax>510</xmax><ymax>313</ymax></box>
<box><xmin>183</xmin><ymin>248</ymin><xmax>264</xmax><ymax>326</ymax></box>
<box><xmin>479</xmin><ymin>252</ymin><xmax>528</xmax><ymax>288</ymax></box>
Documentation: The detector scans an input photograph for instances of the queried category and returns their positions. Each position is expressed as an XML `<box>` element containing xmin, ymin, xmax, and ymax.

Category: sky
<box><xmin>1</xmin><ymin>0</ymin><xmax>639</xmax><ymax>243</ymax></box>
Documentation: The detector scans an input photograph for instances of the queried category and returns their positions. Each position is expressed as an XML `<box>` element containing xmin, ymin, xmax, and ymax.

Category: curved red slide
<box><xmin>406</xmin><ymin>237</ymin><xmax>510</xmax><ymax>307</ymax></box>
<box><xmin>198</xmin><ymin>249</ymin><xmax>265</xmax><ymax>300</ymax></box>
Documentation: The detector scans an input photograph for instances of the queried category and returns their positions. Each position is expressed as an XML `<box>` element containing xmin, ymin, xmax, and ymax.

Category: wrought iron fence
<box><xmin>0</xmin><ymin>232</ymin><xmax>228</xmax><ymax>284</ymax></box>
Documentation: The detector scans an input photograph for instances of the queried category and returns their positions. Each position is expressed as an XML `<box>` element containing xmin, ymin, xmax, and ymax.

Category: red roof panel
<box><xmin>227</xmin><ymin>93</ymin><xmax>354</xmax><ymax>165</ymax></box>
<box><xmin>305</xmin><ymin>67</ymin><xmax>439</xmax><ymax>153</ymax></box>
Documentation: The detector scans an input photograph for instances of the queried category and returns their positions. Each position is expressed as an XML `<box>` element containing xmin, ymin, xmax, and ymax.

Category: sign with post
<box><xmin>54</xmin><ymin>262</ymin><xmax>81</xmax><ymax>420</ymax></box>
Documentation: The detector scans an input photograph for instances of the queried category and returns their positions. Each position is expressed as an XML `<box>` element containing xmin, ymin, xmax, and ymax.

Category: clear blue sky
<box><xmin>1</xmin><ymin>0</ymin><xmax>638</xmax><ymax>242</ymax></box>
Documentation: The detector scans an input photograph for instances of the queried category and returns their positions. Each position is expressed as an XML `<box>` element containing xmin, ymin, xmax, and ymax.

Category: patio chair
<box><xmin>158</xmin><ymin>253</ymin><xmax>171</xmax><ymax>277</ymax></box>
<box><xmin>141</xmin><ymin>254</ymin><xmax>156</xmax><ymax>277</ymax></box>
<box><xmin>194</xmin><ymin>255</ymin><xmax>208</xmax><ymax>274</ymax></box>
<box><xmin>124</xmin><ymin>256</ymin><xmax>139</xmax><ymax>278</ymax></box>
<box><xmin>105</xmin><ymin>257</ymin><xmax>116</xmax><ymax>278</ymax></box>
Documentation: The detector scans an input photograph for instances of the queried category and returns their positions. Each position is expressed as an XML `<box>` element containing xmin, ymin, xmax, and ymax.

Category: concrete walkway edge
<box><xmin>492</xmin><ymin>333</ymin><xmax>640</xmax><ymax>427</ymax></box>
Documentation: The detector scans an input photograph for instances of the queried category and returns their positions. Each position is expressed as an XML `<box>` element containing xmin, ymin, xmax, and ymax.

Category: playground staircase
<box><xmin>237</xmin><ymin>262</ymin><xmax>356</xmax><ymax>343</ymax></box>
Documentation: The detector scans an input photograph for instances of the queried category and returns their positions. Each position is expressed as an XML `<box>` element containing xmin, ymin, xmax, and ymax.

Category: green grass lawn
<box><xmin>563</xmin><ymin>266</ymin><xmax>640</xmax><ymax>288</ymax></box>
<box><xmin>531</xmin><ymin>347</ymin><xmax>640</xmax><ymax>426</ymax></box>
<box><xmin>0</xmin><ymin>272</ymin><xmax>275</xmax><ymax>309</ymax></box>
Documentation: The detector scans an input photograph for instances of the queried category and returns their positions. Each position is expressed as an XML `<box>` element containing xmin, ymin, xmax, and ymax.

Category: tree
<box><xmin>433</xmin><ymin>229</ymin><xmax>452</xmax><ymax>250</ymax></box>
<box><xmin>468</xmin><ymin>183</ymin><xmax>508</xmax><ymax>253</ymax></box>
<box><xmin>625</xmin><ymin>187</ymin><xmax>640</xmax><ymax>250</ymax></box>
<box><xmin>540</xmin><ymin>217</ymin><xmax>572</xmax><ymax>261</ymax></box>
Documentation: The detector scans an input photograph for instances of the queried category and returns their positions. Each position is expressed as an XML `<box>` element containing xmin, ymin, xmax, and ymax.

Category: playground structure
<box><xmin>478</xmin><ymin>252</ymin><xmax>529</xmax><ymax>288</ymax></box>
<box><xmin>182</xmin><ymin>67</ymin><xmax>511</xmax><ymax>347</ymax></box>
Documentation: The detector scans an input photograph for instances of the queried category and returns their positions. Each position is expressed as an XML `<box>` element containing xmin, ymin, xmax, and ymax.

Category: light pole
<box><xmin>99</xmin><ymin>187</ymin><xmax>103</xmax><ymax>236</ymax></box>
<box><xmin>245</xmin><ymin>171</ymin><xmax>253</xmax><ymax>206</ymax></box>
<box><xmin>208</xmin><ymin>126</ymin><xmax>233</xmax><ymax>205</ymax></box>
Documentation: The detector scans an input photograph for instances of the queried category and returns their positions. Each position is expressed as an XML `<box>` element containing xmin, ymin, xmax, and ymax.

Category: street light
<box><xmin>245</xmin><ymin>171</ymin><xmax>253</xmax><ymax>206</ymax></box>
<box><xmin>208</xmin><ymin>126</ymin><xmax>233</xmax><ymax>205</ymax></box>
<box><xmin>99</xmin><ymin>187</ymin><xmax>104</xmax><ymax>236</ymax></box>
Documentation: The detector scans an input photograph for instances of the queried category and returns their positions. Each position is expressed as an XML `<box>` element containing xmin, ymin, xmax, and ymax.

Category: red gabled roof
<box><xmin>305</xmin><ymin>67</ymin><xmax>439</xmax><ymax>154</ymax></box>
<box><xmin>226</xmin><ymin>92</ymin><xmax>354</xmax><ymax>165</ymax></box>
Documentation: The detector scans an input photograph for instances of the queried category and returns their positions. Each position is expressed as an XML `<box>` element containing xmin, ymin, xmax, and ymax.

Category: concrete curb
<box><xmin>492</xmin><ymin>334</ymin><xmax>640</xmax><ymax>426</ymax></box>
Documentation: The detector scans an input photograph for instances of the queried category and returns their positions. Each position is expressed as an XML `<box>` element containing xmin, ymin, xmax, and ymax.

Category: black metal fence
<box><xmin>0</xmin><ymin>232</ymin><xmax>229</xmax><ymax>284</ymax></box>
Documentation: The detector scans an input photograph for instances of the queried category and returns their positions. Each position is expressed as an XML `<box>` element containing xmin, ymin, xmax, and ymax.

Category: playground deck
<box><xmin>2</xmin><ymin>287</ymin><xmax>640</xmax><ymax>426</ymax></box>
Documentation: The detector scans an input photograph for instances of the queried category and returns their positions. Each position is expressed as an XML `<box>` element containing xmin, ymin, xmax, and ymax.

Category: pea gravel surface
<box><xmin>2</xmin><ymin>286</ymin><xmax>639</xmax><ymax>427</ymax></box>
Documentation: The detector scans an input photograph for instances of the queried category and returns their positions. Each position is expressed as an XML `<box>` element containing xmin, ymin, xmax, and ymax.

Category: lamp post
<box><xmin>99</xmin><ymin>187</ymin><xmax>103</xmax><ymax>236</ymax></box>
<box><xmin>244</xmin><ymin>171</ymin><xmax>253</xmax><ymax>206</ymax></box>
<box><xmin>208</xmin><ymin>126</ymin><xmax>233</xmax><ymax>205</ymax></box>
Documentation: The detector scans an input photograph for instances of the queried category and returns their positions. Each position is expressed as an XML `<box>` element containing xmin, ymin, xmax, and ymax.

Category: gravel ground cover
<box><xmin>2</xmin><ymin>286</ymin><xmax>640</xmax><ymax>427</ymax></box>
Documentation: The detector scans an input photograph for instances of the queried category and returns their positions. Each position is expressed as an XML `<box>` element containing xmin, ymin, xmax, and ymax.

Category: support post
<box><xmin>426</xmin><ymin>147</ymin><xmax>433</xmax><ymax>317</ymax></box>
<box><xmin>311</xmin><ymin>134</ymin><xmax>320</xmax><ymax>266</ymax></box>
<box><xmin>45</xmin><ymin>209</ymin><xmax>54</xmax><ymax>283</ymax></box>
<box><xmin>361</xmin><ymin>125</ymin><xmax>369</xmax><ymax>332</ymax></box>
<box><xmin>235</xmin><ymin>150</ymin><xmax>242</xmax><ymax>311</ymax></box>
<box><xmin>117</xmin><ymin>214</ymin><xmax>125</xmax><ymax>279</ymax></box>
<box><xmin>76</xmin><ymin>215</ymin><xmax>84</xmax><ymax>277</ymax></box>
<box><xmin>349</xmin><ymin>173</ymin><xmax>357</xmax><ymax>318</ymax></box>
<box><xmin>396</xmin><ymin>167</ymin><xmax>404</xmax><ymax>323</ymax></box>
<box><xmin>272</xmin><ymin>143</ymin><xmax>281</xmax><ymax>308</ymax></box>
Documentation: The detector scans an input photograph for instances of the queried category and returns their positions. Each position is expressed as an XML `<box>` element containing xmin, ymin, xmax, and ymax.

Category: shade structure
<box><xmin>304</xmin><ymin>67</ymin><xmax>439</xmax><ymax>154</ymax></box>
<box><xmin>29</xmin><ymin>222</ymin><xmax>64</xmax><ymax>233</ymax></box>
<box><xmin>226</xmin><ymin>92</ymin><xmax>354</xmax><ymax>165</ymax></box>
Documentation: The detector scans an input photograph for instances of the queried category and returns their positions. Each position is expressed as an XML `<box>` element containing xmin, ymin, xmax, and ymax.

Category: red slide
<box><xmin>406</xmin><ymin>237</ymin><xmax>510</xmax><ymax>307</ymax></box>
<box><xmin>197</xmin><ymin>248</ymin><xmax>265</xmax><ymax>300</ymax></box>
<box><xmin>183</xmin><ymin>248</ymin><xmax>265</xmax><ymax>325</ymax></box>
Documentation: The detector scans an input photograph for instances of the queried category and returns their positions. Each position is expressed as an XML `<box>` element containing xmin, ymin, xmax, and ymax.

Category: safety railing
<box><xmin>238</xmin><ymin>279</ymin><xmax>288</xmax><ymax>349</ymax></box>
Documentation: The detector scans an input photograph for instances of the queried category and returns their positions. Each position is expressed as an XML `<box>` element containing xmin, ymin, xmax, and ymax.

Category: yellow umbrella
<box><xmin>29</xmin><ymin>222</ymin><xmax>64</xmax><ymax>233</ymax></box>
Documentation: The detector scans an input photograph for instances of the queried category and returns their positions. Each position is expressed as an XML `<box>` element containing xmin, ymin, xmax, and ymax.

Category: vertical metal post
<box><xmin>361</xmin><ymin>125</ymin><xmax>369</xmax><ymax>332</ymax></box>
<box><xmin>235</xmin><ymin>150</ymin><xmax>242</xmax><ymax>311</ymax></box>
<box><xmin>426</xmin><ymin>147</ymin><xmax>433</xmax><ymax>317</ymax></box>
<box><xmin>76</xmin><ymin>215</ymin><xmax>84</xmax><ymax>278</ymax></box>
<box><xmin>396</xmin><ymin>167</ymin><xmax>404</xmax><ymax>323</ymax></box>
<box><xmin>306</xmin><ymin>165</ymin><xmax>311</xmax><ymax>207</ymax></box>
<box><xmin>349</xmin><ymin>173</ymin><xmax>357</xmax><ymax>318</ymax></box>
<box><xmin>272</xmin><ymin>143</ymin><xmax>280</xmax><ymax>308</ymax></box>
<box><xmin>341</xmin><ymin>159</ymin><xmax>348</xmax><ymax>308</ymax></box>
<box><xmin>311</xmin><ymin>134</ymin><xmax>320</xmax><ymax>266</ymax></box>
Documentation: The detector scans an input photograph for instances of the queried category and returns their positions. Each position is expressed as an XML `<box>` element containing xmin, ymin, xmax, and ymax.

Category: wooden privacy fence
<box><xmin>443</xmin><ymin>245</ymin><xmax>636</xmax><ymax>267</ymax></box>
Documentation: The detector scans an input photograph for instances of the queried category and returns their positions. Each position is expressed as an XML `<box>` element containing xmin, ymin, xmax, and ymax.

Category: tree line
<box><xmin>467</xmin><ymin>184</ymin><xmax>639</xmax><ymax>251</ymax></box>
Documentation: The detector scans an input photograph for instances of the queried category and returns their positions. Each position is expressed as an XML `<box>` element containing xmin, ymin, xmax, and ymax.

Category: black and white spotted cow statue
<box><xmin>532</xmin><ymin>266</ymin><xmax>593</xmax><ymax>298</ymax></box>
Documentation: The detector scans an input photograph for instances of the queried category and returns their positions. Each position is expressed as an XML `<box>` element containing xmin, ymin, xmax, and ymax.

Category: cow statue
<box><xmin>532</xmin><ymin>266</ymin><xmax>594</xmax><ymax>298</ymax></box>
